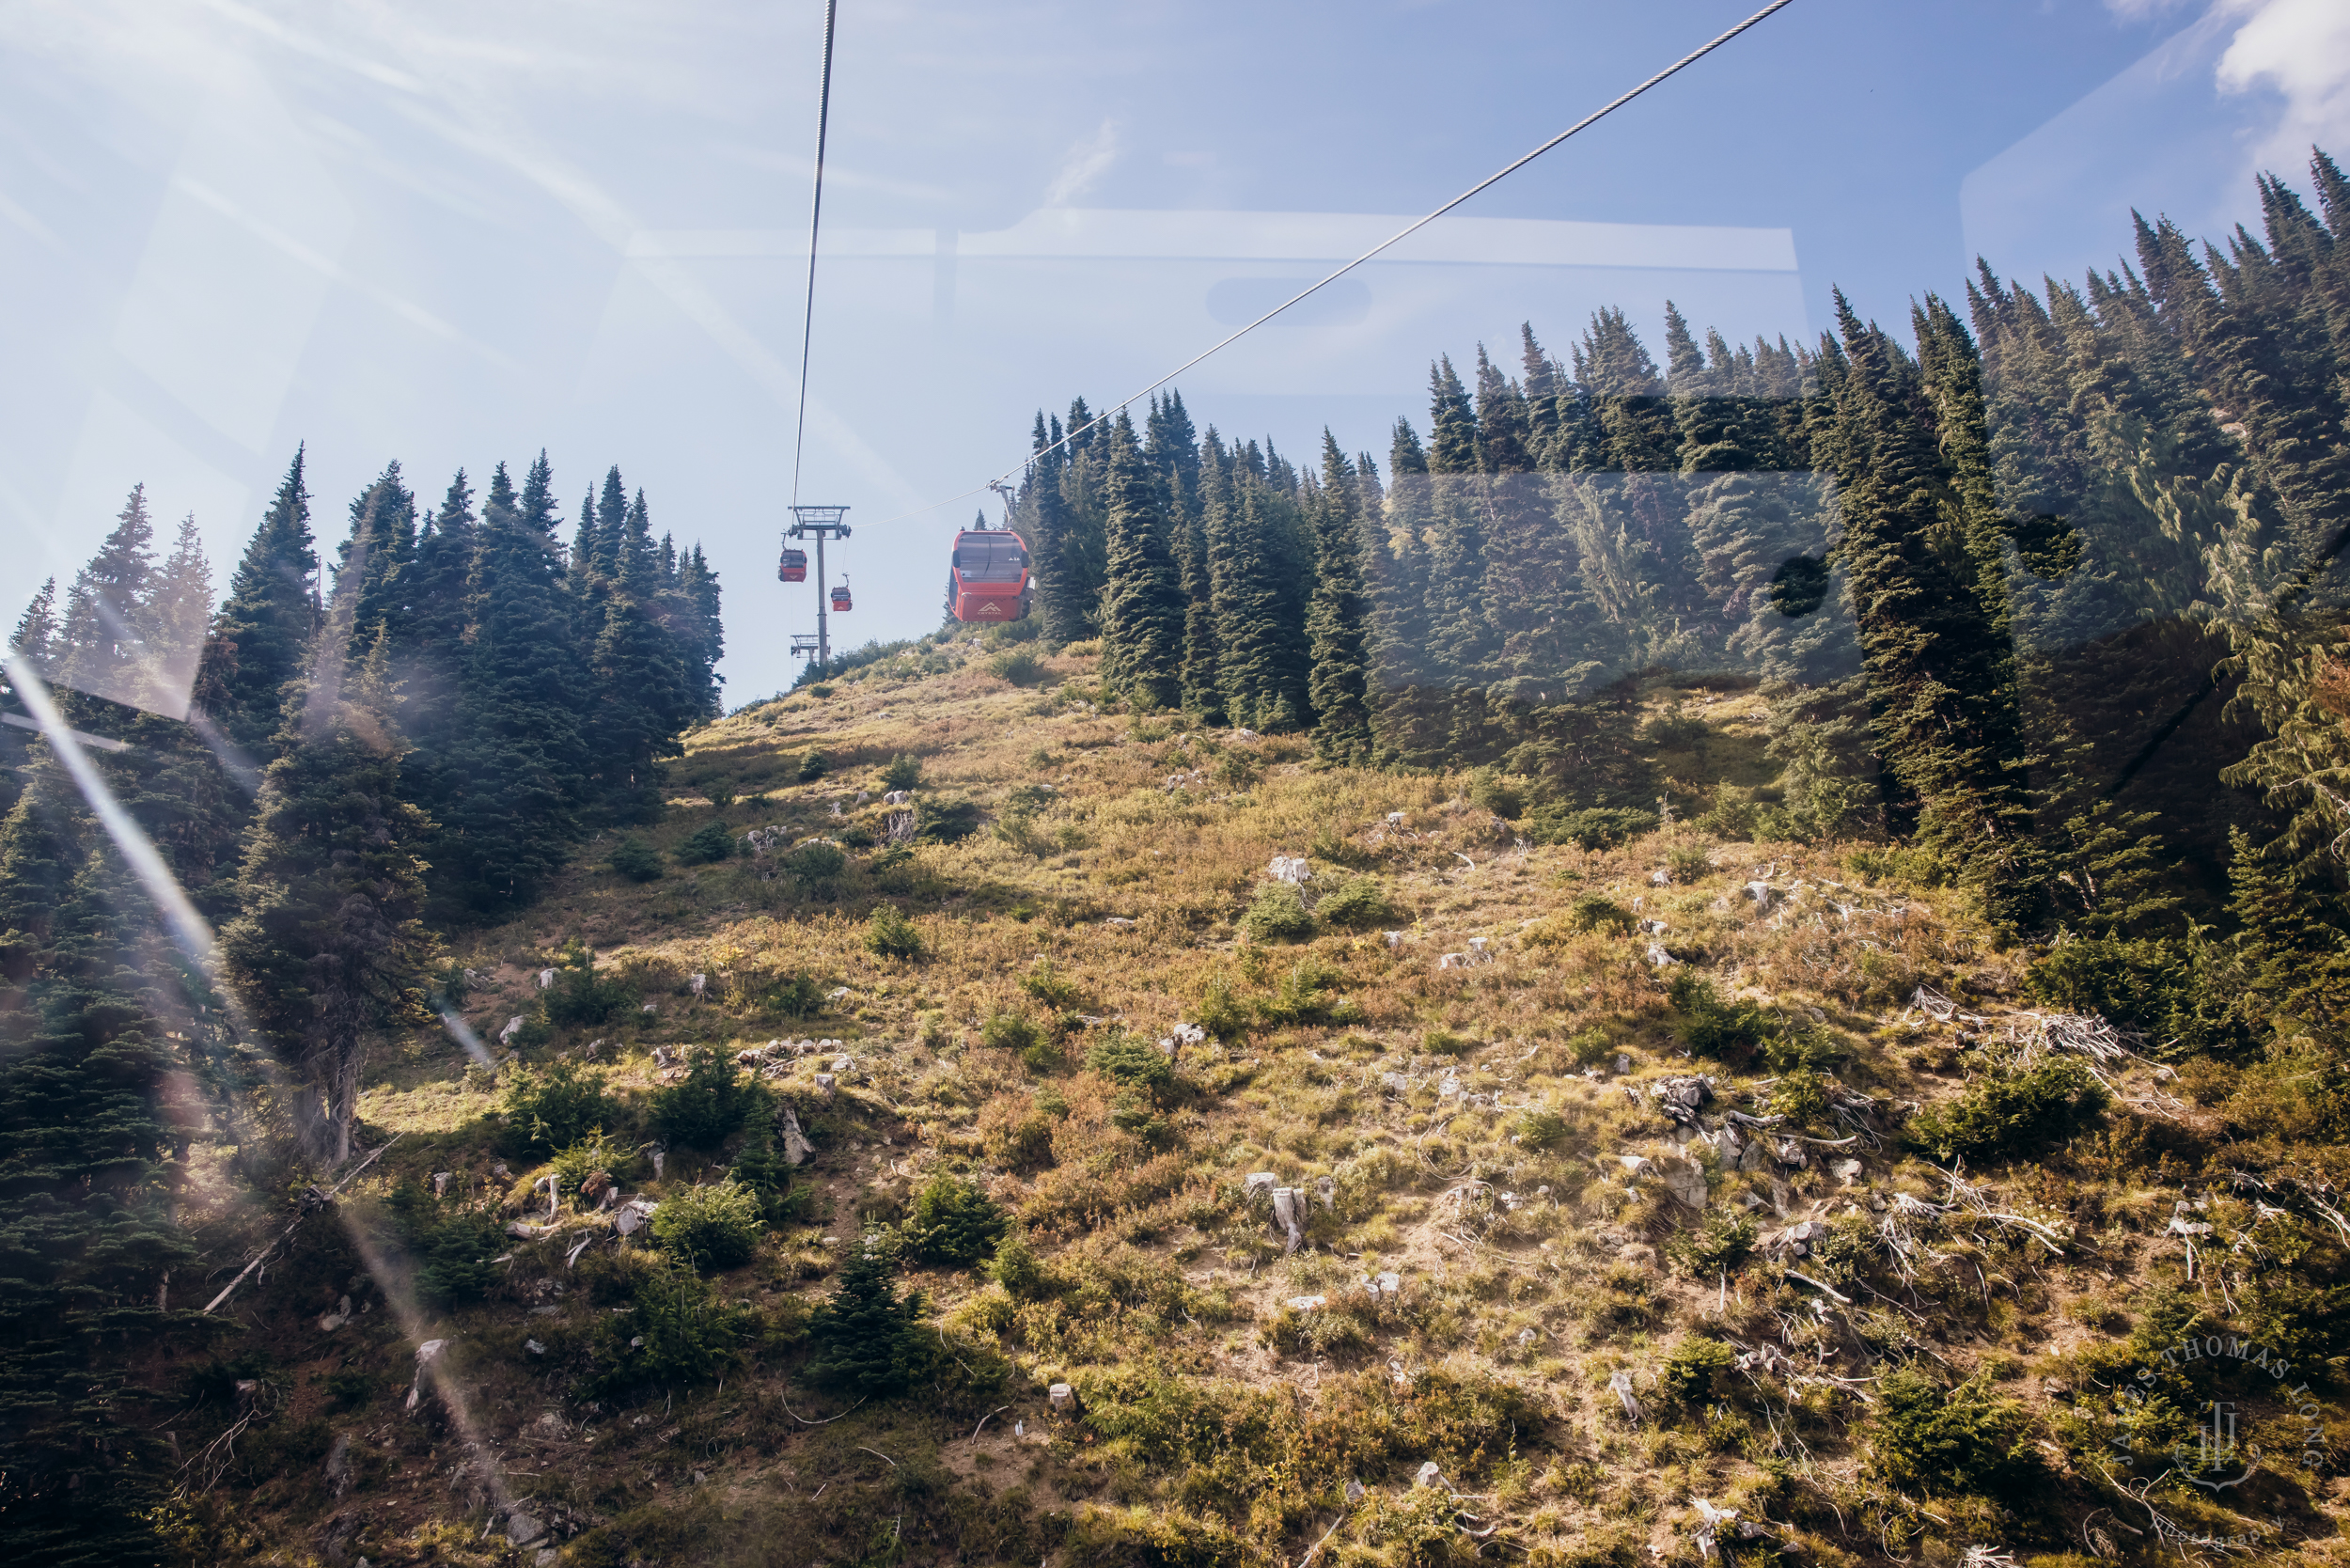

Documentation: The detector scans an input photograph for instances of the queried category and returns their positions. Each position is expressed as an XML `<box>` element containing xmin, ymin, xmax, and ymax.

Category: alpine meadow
<box><xmin>8</xmin><ymin>148</ymin><xmax>2350</xmax><ymax>1568</ymax></box>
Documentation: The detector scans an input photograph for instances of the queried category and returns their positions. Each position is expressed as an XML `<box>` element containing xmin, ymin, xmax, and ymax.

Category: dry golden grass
<box><xmin>213</xmin><ymin>640</ymin><xmax>2318</xmax><ymax>1568</ymax></box>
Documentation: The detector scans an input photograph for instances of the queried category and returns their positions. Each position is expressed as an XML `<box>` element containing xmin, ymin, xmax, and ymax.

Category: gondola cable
<box><xmin>861</xmin><ymin>0</ymin><xmax>1799</xmax><ymax>531</ymax></box>
<box><xmin>790</xmin><ymin>0</ymin><xmax>841</xmax><ymax>510</ymax></box>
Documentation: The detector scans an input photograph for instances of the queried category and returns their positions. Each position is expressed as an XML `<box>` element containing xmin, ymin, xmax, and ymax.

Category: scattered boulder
<box><xmin>1047</xmin><ymin>1382</ymin><xmax>1078</xmax><ymax>1414</ymax></box>
<box><xmin>318</xmin><ymin>1294</ymin><xmax>352</xmax><ymax>1332</ymax></box>
<box><xmin>1267</xmin><ymin>855</ymin><xmax>1310</xmax><ymax>885</ymax></box>
<box><xmin>1607</xmin><ymin>1369</ymin><xmax>1642</xmax><ymax>1423</ymax></box>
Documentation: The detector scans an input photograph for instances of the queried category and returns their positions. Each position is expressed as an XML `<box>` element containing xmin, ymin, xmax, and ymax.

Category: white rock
<box><xmin>614</xmin><ymin>1198</ymin><xmax>659</xmax><ymax>1237</ymax></box>
<box><xmin>1416</xmin><ymin>1461</ymin><xmax>1447</xmax><ymax>1490</ymax></box>
<box><xmin>1384</xmin><ymin>930</ymin><xmax>1404</xmax><ymax>949</ymax></box>
<box><xmin>499</xmin><ymin>1015</ymin><xmax>525</xmax><ymax>1044</ymax></box>
<box><xmin>318</xmin><ymin>1294</ymin><xmax>352</xmax><ymax>1331</ymax></box>
<box><xmin>1607</xmin><ymin>1369</ymin><xmax>1642</xmax><ymax>1422</ymax></box>
<box><xmin>1645</xmin><ymin>943</ymin><xmax>1677</xmax><ymax>967</ymax></box>
<box><xmin>690</xmin><ymin>973</ymin><xmax>707</xmax><ymax>996</ymax></box>
<box><xmin>1651</xmin><ymin>869</ymin><xmax>1671</xmax><ymax>886</ymax></box>
<box><xmin>1831</xmin><ymin>1158</ymin><xmax>1863</xmax><ymax>1184</ymax></box>
<box><xmin>525</xmin><ymin>1339</ymin><xmax>546</xmax><ymax>1356</ymax></box>
<box><xmin>1047</xmin><ymin>1382</ymin><xmax>1076</xmax><ymax>1412</ymax></box>
<box><xmin>1267</xmin><ymin>855</ymin><xmax>1310</xmax><ymax>885</ymax></box>
<box><xmin>1744</xmin><ymin>881</ymin><xmax>1778</xmax><ymax>912</ymax></box>
<box><xmin>1244</xmin><ymin>1172</ymin><xmax>1278</xmax><ymax>1199</ymax></box>
<box><xmin>1345</xmin><ymin>1479</ymin><xmax>1365</xmax><ymax>1503</ymax></box>
<box><xmin>1286</xmin><ymin>1294</ymin><xmax>1327</xmax><ymax>1312</ymax></box>
<box><xmin>813</xmin><ymin>1073</ymin><xmax>837</xmax><ymax>1094</ymax></box>
<box><xmin>537</xmin><ymin>968</ymin><xmax>556</xmax><ymax>990</ymax></box>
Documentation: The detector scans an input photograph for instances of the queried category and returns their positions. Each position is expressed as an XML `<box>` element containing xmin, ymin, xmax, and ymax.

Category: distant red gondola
<box><xmin>830</xmin><ymin>579</ymin><xmax>853</xmax><ymax>613</ymax></box>
<box><xmin>778</xmin><ymin>546</ymin><xmax>808</xmax><ymax>583</ymax></box>
<box><xmin>946</xmin><ymin>527</ymin><xmax>1032</xmax><ymax>622</ymax></box>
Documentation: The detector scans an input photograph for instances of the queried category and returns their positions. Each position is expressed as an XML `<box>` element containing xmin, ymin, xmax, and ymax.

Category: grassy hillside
<box><xmin>165</xmin><ymin>636</ymin><xmax>2347</xmax><ymax>1568</ymax></box>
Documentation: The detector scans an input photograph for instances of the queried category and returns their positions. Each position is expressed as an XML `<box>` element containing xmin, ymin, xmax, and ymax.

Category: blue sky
<box><xmin>4</xmin><ymin>0</ymin><xmax>2346</xmax><ymax>701</ymax></box>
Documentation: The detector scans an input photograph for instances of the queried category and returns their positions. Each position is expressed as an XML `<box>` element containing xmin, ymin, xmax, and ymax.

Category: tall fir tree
<box><xmin>0</xmin><ymin>768</ymin><xmax>200</xmax><ymax>1567</ymax></box>
<box><xmin>54</xmin><ymin>486</ymin><xmax>157</xmax><ymax>713</ymax></box>
<box><xmin>146</xmin><ymin>513</ymin><xmax>216</xmax><ymax>718</ymax></box>
<box><xmin>221</xmin><ymin>611</ymin><xmax>436</xmax><ymax>1165</ymax></box>
<box><xmin>196</xmin><ymin>449</ymin><xmax>321</xmax><ymax>759</ymax></box>
<box><xmin>1307</xmin><ymin>431</ymin><xmax>1374</xmax><ymax>763</ymax></box>
<box><xmin>1097</xmin><ymin>412</ymin><xmax>1186</xmax><ymax>710</ymax></box>
<box><xmin>433</xmin><ymin>460</ymin><xmax>588</xmax><ymax>917</ymax></box>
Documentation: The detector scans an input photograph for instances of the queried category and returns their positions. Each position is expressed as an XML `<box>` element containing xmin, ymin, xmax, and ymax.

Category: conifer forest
<box><xmin>6</xmin><ymin>144</ymin><xmax>2350</xmax><ymax>1567</ymax></box>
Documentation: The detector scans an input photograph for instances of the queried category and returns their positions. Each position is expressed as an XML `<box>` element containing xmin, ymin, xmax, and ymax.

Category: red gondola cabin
<box><xmin>778</xmin><ymin>546</ymin><xmax>808</xmax><ymax>583</ymax></box>
<box><xmin>830</xmin><ymin>581</ymin><xmax>853</xmax><ymax>613</ymax></box>
<box><xmin>947</xmin><ymin>528</ymin><xmax>1033</xmax><ymax>622</ymax></box>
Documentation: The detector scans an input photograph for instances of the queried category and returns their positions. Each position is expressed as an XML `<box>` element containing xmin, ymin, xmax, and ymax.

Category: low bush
<box><xmin>545</xmin><ymin>1133</ymin><xmax>632</xmax><ymax>1205</ymax></box>
<box><xmin>987</xmin><ymin>1231</ymin><xmax>1048</xmax><ymax>1298</ymax></box>
<box><xmin>649</xmin><ymin>1044</ymin><xmax>761</xmax><ymax>1150</ymax></box>
<box><xmin>1666</xmin><ymin>971</ymin><xmax>1836</xmax><ymax>1072</ymax></box>
<box><xmin>784</xmin><ymin>839</ymin><xmax>846</xmax><ymax>884</ymax></box>
<box><xmin>608</xmin><ymin>835</ymin><xmax>663</xmax><ymax>882</ymax></box>
<box><xmin>1869</xmin><ymin>1367</ymin><xmax>2040</xmax><ymax>1496</ymax></box>
<box><xmin>500</xmin><ymin>1060</ymin><xmax>621</xmax><ymax>1157</ymax></box>
<box><xmin>1019</xmin><ymin>959</ymin><xmax>1084</xmax><ymax>1011</ymax></box>
<box><xmin>1085</xmin><ymin>1029</ymin><xmax>1175</xmax><ymax>1094</ymax></box>
<box><xmin>1565</xmin><ymin>892</ymin><xmax>1636</xmax><ymax>934</ymax></box>
<box><xmin>1905</xmin><ymin>1058</ymin><xmax>2107</xmax><ymax>1164</ymax></box>
<box><xmin>543</xmin><ymin>939</ymin><xmax>634</xmax><ymax>1027</ymax></box>
<box><xmin>916</xmin><ymin>796</ymin><xmax>984</xmax><ymax>844</ymax></box>
<box><xmin>2024</xmin><ymin>934</ymin><xmax>2251</xmax><ymax>1057</ymax></box>
<box><xmin>1314</xmin><ymin>874</ymin><xmax>1398</xmax><ymax>930</ymax></box>
<box><xmin>1525</xmin><ymin>804</ymin><xmax>1658</xmax><ymax>851</ymax></box>
<box><xmin>901</xmin><ymin>1174</ymin><xmax>1010</xmax><ymax>1269</ymax></box>
<box><xmin>879</xmin><ymin>752</ymin><xmax>922</xmax><ymax>790</ymax></box>
<box><xmin>796</xmin><ymin>748</ymin><xmax>829</xmax><ymax>781</ymax></box>
<box><xmin>1664</xmin><ymin>841</ymin><xmax>1715</xmax><ymax>883</ymax></box>
<box><xmin>1665</xmin><ymin>1210</ymin><xmax>1757</xmax><ymax>1278</ymax></box>
<box><xmin>677</xmin><ymin>819</ymin><xmax>735</xmax><ymax>865</ymax></box>
<box><xmin>981</xmin><ymin>1011</ymin><xmax>1054</xmax><ymax>1071</ymax></box>
<box><xmin>388</xmin><ymin>1184</ymin><xmax>505</xmax><ymax>1309</ymax></box>
<box><xmin>1240</xmin><ymin>882</ymin><xmax>1315</xmax><ymax>943</ymax></box>
<box><xmin>1659</xmin><ymin>1337</ymin><xmax>1737</xmax><ymax>1403</ymax></box>
<box><xmin>865</xmin><ymin>902</ymin><xmax>925</xmax><ymax>959</ymax></box>
<box><xmin>1514</xmin><ymin>1106</ymin><xmax>1568</xmax><ymax>1150</ymax></box>
<box><xmin>586</xmin><ymin>1256</ymin><xmax>744</xmax><ymax>1396</ymax></box>
<box><xmin>987</xmin><ymin>647</ymin><xmax>1048</xmax><ymax>686</ymax></box>
<box><xmin>1258</xmin><ymin>959</ymin><xmax>1359</xmax><ymax>1027</ymax></box>
<box><xmin>728</xmin><ymin>1130</ymin><xmax>797</xmax><ymax>1224</ymax></box>
<box><xmin>1465</xmin><ymin>766</ymin><xmax>1524</xmax><ymax>820</ymax></box>
<box><xmin>650</xmin><ymin>1180</ymin><xmax>765</xmax><ymax>1271</ymax></box>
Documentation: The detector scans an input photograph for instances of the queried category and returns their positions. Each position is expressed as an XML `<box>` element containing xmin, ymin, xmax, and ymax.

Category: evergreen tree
<box><xmin>586</xmin><ymin>489</ymin><xmax>692</xmax><ymax>823</ymax></box>
<box><xmin>805</xmin><ymin>1231</ymin><xmax>928</xmax><ymax>1395</ymax></box>
<box><xmin>1307</xmin><ymin>431</ymin><xmax>1374</xmax><ymax>763</ymax></box>
<box><xmin>1827</xmin><ymin>292</ymin><xmax>2041</xmax><ymax>928</ymax></box>
<box><xmin>146</xmin><ymin>513</ymin><xmax>216</xmax><ymax>718</ymax></box>
<box><xmin>221</xmin><ymin>617</ymin><xmax>436</xmax><ymax>1166</ymax></box>
<box><xmin>1208</xmin><ymin>450</ymin><xmax>1313</xmax><ymax>733</ymax></box>
<box><xmin>1369</xmin><ymin>418</ymin><xmax>1448</xmax><ymax>766</ymax></box>
<box><xmin>431</xmin><ymin>460</ymin><xmax>589</xmax><ymax>917</ymax></box>
<box><xmin>1098</xmin><ymin>412</ymin><xmax>1186</xmax><ymax>710</ymax></box>
<box><xmin>196</xmin><ymin>449</ymin><xmax>321</xmax><ymax>758</ymax></box>
<box><xmin>335</xmin><ymin>462</ymin><xmax>417</xmax><ymax>651</ymax></box>
<box><xmin>7</xmin><ymin>576</ymin><xmax>58</xmax><ymax>678</ymax></box>
<box><xmin>0</xmin><ymin>770</ymin><xmax>199</xmax><ymax>1566</ymax></box>
<box><xmin>54</xmin><ymin>486</ymin><xmax>157</xmax><ymax>712</ymax></box>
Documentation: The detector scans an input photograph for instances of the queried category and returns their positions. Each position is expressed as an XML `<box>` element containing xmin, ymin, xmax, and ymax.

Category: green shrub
<box><xmin>386</xmin><ymin>1185</ymin><xmax>507</xmax><ymax>1309</ymax></box>
<box><xmin>1767</xmin><ymin>1068</ymin><xmax>1831</xmax><ymax>1129</ymax></box>
<box><xmin>677</xmin><ymin>820</ymin><xmax>735</xmax><ymax>865</ymax></box>
<box><xmin>543</xmin><ymin>939</ymin><xmax>634</xmax><ymax>1027</ymax></box>
<box><xmin>901</xmin><ymin>1175</ymin><xmax>1010</xmax><ymax>1269</ymax></box>
<box><xmin>609</xmin><ymin>835</ymin><xmax>663</xmax><ymax>882</ymax></box>
<box><xmin>1565</xmin><ymin>1027</ymin><xmax>1615</xmax><ymax>1068</ymax></box>
<box><xmin>2024</xmin><ymin>935</ymin><xmax>2251</xmax><ymax>1057</ymax></box>
<box><xmin>587</xmin><ymin>1256</ymin><xmax>744</xmax><ymax>1395</ymax></box>
<box><xmin>649</xmin><ymin>1044</ymin><xmax>760</xmax><ymax>1150</ymax></box>
<box><xmin>1196</xmin><ymin>976</ymin><xmax>1248</xmax><ymax>1041</ymax></box>
<box><xmin>785</xmin><ymin>839</ymin><xmax>846</xmax><ymax>883</ymax></box>
<box><xmin>1315</xmin><ymin>874</ymin><xmax>1398</xmax><ymax>930</ymax></box>
<box><xmin>864</xmin><ymin>903</ymin><xmax>924</xmax><ymax>959</ymax></box>
<box><xmin>751</xmin><ymin>969</ymin><xmax>825</xmax><ymax>1019</ymax></box>
<box><xmin>806</xmin><ymin>1232</ymin><xmax>930</xmax><ymax>1395</ymax></box>
<box><xmin>1665</xmin><ymin>841</ymin><xmax>1715</xmax><ymax>883</ymax></box>
<box><xmin>1240</xmin><ymin>882</ymin><xmax>1315</xmax><ymax>943</ymax></box>
<box><xmin>1526</xmin><ymin>805</ymin><xmax>1658</xmax><ymax>851</ymax></box>
<box><xmin>916</xmin><ymin>797</ymin><xmax>984</xmax><ymax>844</ymax></box>
<box><xmin>1465</xmin><ymin>766</ymin><xmax>1524</xmax><ymax>820</ymax></box>
<box><xmin>650</xmin><ymin>1180</ymin><xmax>765</xmax><ymax>1271</ymax></box>
<box><xmin>1870</xmin><ymin>1368</ymin><xmax>2040</xmax><ymax>1496</ymax></box>
<box><xmin>1514</xmin><ymin>1107</ymin><xmax>1568</xmax><ymax>1151</ymax></box>
<box><xmin>545</xmin><ymin>1134</ymin><xmax>632</xmax><ymax>1205</ymax></box>
<box><xmin>1019</xmin><ymin>959</ymin><xmax>1083</xmax><ymax>1011</ymax></box>
<box><xmin>701</xmin><ymin>777</ymin><xmax>737</xmax><ymax>810</ymax></box>
<box><xmin>987</xmin><ymin>1231</ymin><xmax>1048</xmax><ymax>1298</ymax></box>
<box><xmin>1258</xmin><ymin>959</ymin><xmax>1359</xmax><ymax>1027</ymax></box>
<box><xmin>1424</xmin><ymin>1027</ymin><xmax>1475</xmax><ymax>1057</ymax></box>
<box><xmin>499</xmin><ymin>1060</ymin><xmax>620</xmax><ymax>1157</ymax></box>
<box><xmin>1665</xmin><ymin>971</ymin><xmax>1836</xmax><ymax>1072</ymax></box>
<box><xmin>1566</xmin><ymin>893</ymin><xmax>1636</xmax><ymax>933</ymax></box>
<box><xmin>728</xmin><ymin>1130</ymin><xmax>797</xmax><ymax>1225</ymax></box>
<box><xmin>879</xmin><ymin>752</ymin><xmax>922</xmax><ymax>791</ymax></box>
<box><xmin>1659</xmin><ymin>1337</ymin><xmax>1737</xmax><ymax>1404</ymax></box>
<box><xmin>1906</xmin><ymin>1058</ymin><xmax>2107</xmax><ymax>1164</ymax></box>
<box><xmin>1085</xmin><ymin>1029</ymin><xmax>1175</xmax><ymax>1093</ymax></box>
<box><xmin>987</xmin><ymin>647</ymin><xmax>1047</xmax><ymax>686</ymax></box>
<box><xmin>1666</xmin><ymin>1210</ymin><xmax>1757</xmax><ymax>1279</ymax></box>
<box><xmin>978</xmin><ymin>1011</ymin><xmax>1043</xmax><ymax>1062</ymax></box>
<box><xmin>797</xmin><ymin>748</ymin><xmax>830</xmax><ymax>781</ymax></box>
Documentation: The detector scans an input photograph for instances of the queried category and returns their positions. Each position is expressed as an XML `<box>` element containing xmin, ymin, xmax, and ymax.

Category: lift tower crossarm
<box><xmin>787</xmin><ymin>505</ymin><xmax>853</xmax><ymax>670</ymax></box>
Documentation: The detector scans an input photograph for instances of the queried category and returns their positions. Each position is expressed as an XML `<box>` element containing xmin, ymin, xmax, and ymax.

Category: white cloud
<box><xmin>2214</xmin><ymin>0</ymin><xmax>2350</xmax><ymax>177</ymax></box>
<box><xmin>1042</xmin><ymin>118</ymin><xmax>1118</xmax><ymax>207</ymax></box>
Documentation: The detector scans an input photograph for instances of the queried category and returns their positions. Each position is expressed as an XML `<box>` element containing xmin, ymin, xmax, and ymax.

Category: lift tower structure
<box><xmin>787</xmin><ymin>505</ymin><xmax>852</xmax><ymax>671</ymax></box>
